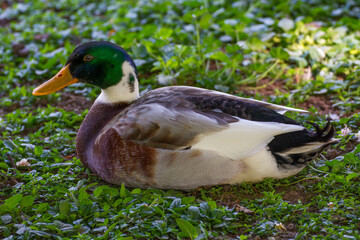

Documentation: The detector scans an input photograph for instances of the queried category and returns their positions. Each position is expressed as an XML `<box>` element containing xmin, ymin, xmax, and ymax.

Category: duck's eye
<box><xmin>83</xmin><ymin>55</ymin><xmax>94</xmax><ymax>62</ymax></box>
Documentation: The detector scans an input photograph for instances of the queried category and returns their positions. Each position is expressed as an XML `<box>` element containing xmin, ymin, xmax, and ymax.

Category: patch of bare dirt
<box><xmin>276</xmin><ymin>182</ymin><xmax>320</xmax><ymax>204</ymax></box>
<box><xmin>241</xmin><ymin>78</ymin><xmax>344</xmax><ymax>116</ymax></box>
<box><xmin>191</xmin><ymin>181</ymin><xmax>318</xmax><ymax>210</ymax></box>
<box><xmin>324</xmin><ymin>139</ymin><xmax>359</xmax><ymax>160</ymax></box>
<box><xmin>56</xmin><ymin>93</ymin><xmax>94</xmax><ymax>113</ymax></box>
<box><xmin>33</xmin><ymin>92</ymin><xmax>94</xmax><ymax>113</ymax></box>
<box><xmin>0</xmin><ymin>92</ymin><xmax>93</xmax><ymax>117</ymax></box>
<box><xmin>279</xmin><ymin>188</ymin><xmax>310</xmax><ymax>204</ymax></box>
<box><xmin>12</xmin><ymin>43</ymin><xmax>30</xmax><ymax>57</ymax></box>
<box><xmin>192</xmin><ymin>182</ymin><xmax>323</xmax><ymax>240</ymax></box>
<box><xmin>296</xmin><ymin>95</ymin><xmax>340</xmax><ymax>116</ymax></box>
<box><xmin>0</xmin><ymin>18</ymin><xmax>11</xmax><ymax>27</ymax></box>
<box><xmin>250</xmin><ymin>78</ymin><xmax>288</xmax><ymax>95</ymax></box>
<box><xmin>274</xmin><ymin>224</ymin><xmax>298</xmax><ymax>240</ymax></box>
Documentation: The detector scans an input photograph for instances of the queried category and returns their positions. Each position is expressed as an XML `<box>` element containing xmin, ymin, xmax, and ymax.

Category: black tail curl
<box><xmin>268</xmin><ymin>120</ymin><xmax>336</xmax><ymax>156</ymax></box>
<box><xmin>269</xmin><ymin>120</ymin><xmax>337</xmax><ymax>169</ymax></box>
<box><xmin>306</xmin><ymin>120</ymin><xmax>335</xmax><ymax>142</ymax></box>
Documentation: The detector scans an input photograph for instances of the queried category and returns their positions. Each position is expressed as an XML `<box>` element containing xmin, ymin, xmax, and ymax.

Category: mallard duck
<box><xmin>33</xmin><ymin>41</ymin><xmax>336</xmax><ymax>190</ymax></box>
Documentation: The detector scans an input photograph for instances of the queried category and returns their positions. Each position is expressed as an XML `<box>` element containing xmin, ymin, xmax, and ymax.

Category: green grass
<box><xmin>1</xmin><ymin>0</ymin><xmax>360</xmax><ymax>239</ymax></box>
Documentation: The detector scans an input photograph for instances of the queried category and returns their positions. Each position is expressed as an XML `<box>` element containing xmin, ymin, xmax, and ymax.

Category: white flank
<box><xmin>96</xmin><ymin>61</ymin><xmax>139</xmax><ymax>104</ymax></box>
<box><xmin>154</xmin><ymin>148</ymin><xmax>245</xmax><ymax>190</ymax></box>
<box><xmin>192</xmin><ymin>119</ymin><xmax>304</xmax><ymax>160</ymax></box>
<box><xmin>230</xmin><ymin>148</ymin><xmax>303</xmax><ymax>183</ymax></box>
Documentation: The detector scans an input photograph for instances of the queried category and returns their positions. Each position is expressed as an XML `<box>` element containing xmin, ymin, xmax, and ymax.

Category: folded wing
<box><xmin>97</xmin><ymin>86</ymin><xmax>305</xmax><ymax>160</ymax></box>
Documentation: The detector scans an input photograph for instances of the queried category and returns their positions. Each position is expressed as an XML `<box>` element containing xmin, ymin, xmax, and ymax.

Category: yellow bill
<box><xmin>32</xmin><ymin>65</ymin><xmax>78</xmax><ymax>96</ymax></box>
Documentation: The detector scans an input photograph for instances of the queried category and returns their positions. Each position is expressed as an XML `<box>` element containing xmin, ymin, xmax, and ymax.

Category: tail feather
<box><xmin>307</xmin><ymin>120</ymin><xmax>335</xmax><ymax>142</ymax></box>
<box><xmin>268</xmin><ymin>120</ymin><xmax>338</xmax><ymax>169</ymax></box>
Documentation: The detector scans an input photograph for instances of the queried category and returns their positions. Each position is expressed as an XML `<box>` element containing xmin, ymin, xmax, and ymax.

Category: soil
<box><xmin>56</xmin><ymin>93</ymin><xmax>94</xmax><ymax>114</ymax></box>
<box><xmin>249</xmin><ymin>78</ymin><xmax>288</xmax><ymax>95</ymax></box>
<box><xmin>192</xmin><ymin>180</ymin><xmax>319</xmax><ymax>208</ymax></box>
<box><xmin>191</xmin><ymin>178</ymin><xmax>330</xmax><ymax>239</ymax></box>
<box><xmin>324</xmin><ymin>139</ymin><xmax>359</xmax><ymax>160</ymax></box>
<box><xmin>244</xmin><ymin>78</ymin><xmax>343</xmax><ymax>116</ymax></box>
<box><xmin>190</xmin><ymin>180</ymin><xmax>325</xmax><ymax>239</ymax></box>
<box><xmin>0</xmin><ymin>92</ymin><xmax>93</xmax><ymax>116</ymax></box>
<box><xmin>297</xmin><ymin>95</ymin><xmax>335</xmax><ymax>114</ymax></box>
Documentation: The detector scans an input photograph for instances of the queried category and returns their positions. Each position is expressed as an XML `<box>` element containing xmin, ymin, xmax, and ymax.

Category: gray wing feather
<box><xmin>101</xmin><ymin>103</ymin><xmax>229</xmax><ymax>150</ymax></box>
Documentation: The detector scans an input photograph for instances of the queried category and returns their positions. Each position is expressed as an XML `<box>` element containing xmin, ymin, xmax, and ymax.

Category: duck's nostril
<box><xmin>58</xmin><ymin>74</ymin><xmax>63</xmax><ymax>77</ymax></box>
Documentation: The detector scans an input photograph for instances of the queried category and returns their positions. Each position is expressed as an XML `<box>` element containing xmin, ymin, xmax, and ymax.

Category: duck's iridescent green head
<box><xmin>33</xmin><ymin>41</ymin><xmax>139</xmax><ymax>103</ymax></box>
<box><xmin>66</xmin><ymin>41</ymin><xmax>137</xmax><ymax>89</ymax></box>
